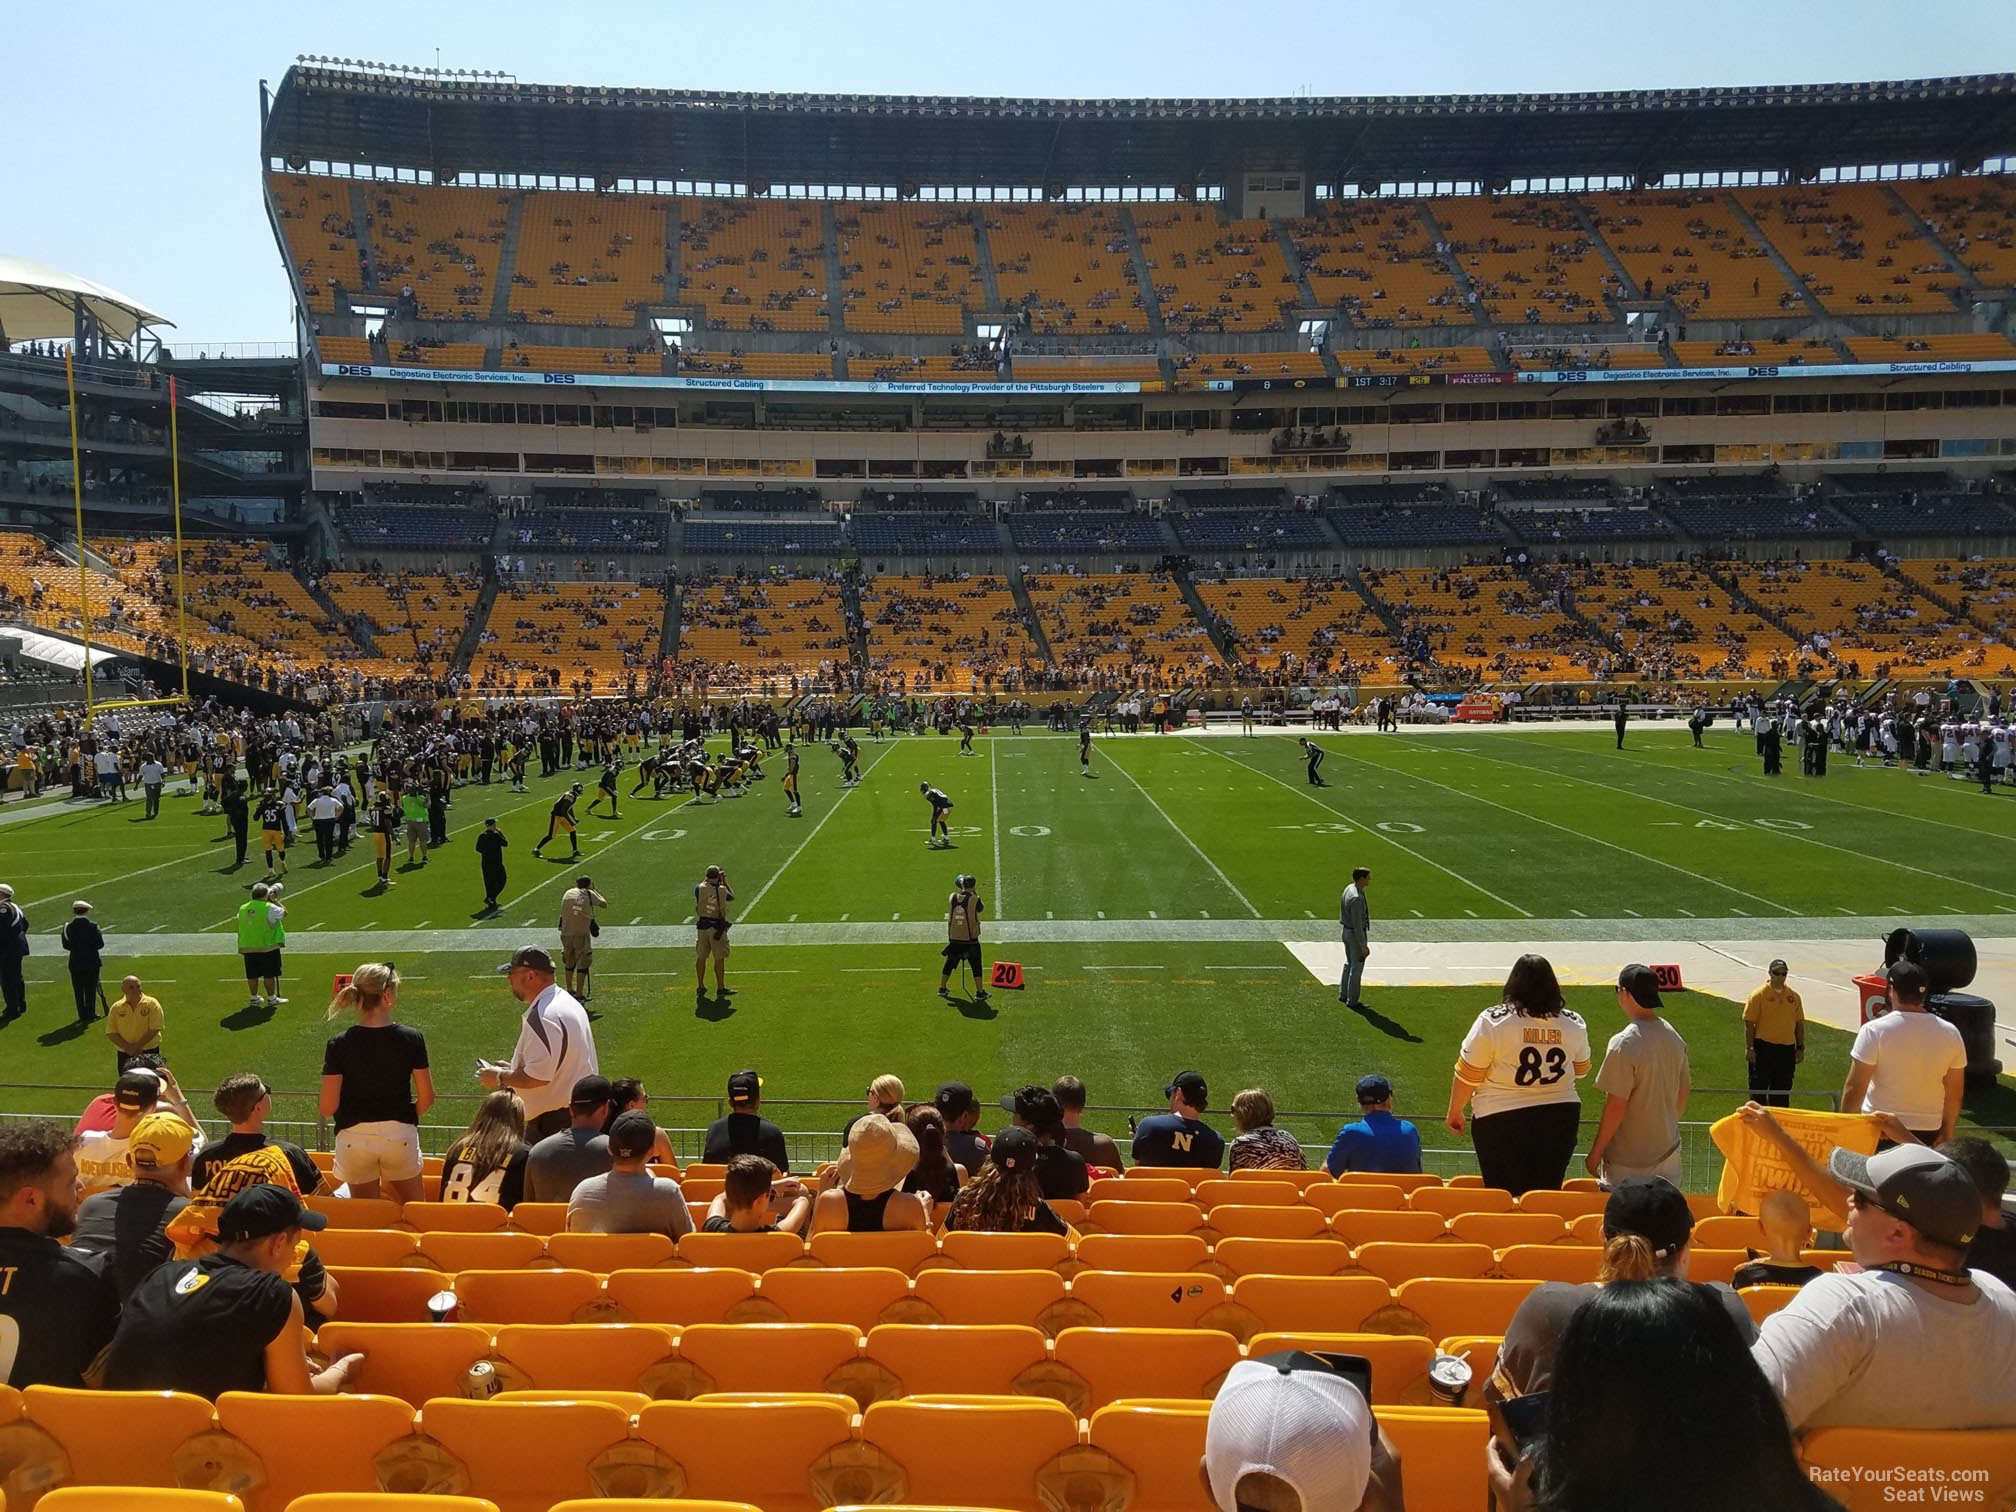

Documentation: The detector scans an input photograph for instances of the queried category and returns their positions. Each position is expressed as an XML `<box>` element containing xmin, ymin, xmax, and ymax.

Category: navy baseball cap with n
<box><xmin>1830</xmin><ymin>1143</ymin><xmax>1981</xmax><ymax>1249</ymax></box>
<box><xmin>217</xmin><ymin>1183</ymin><xmax>326</xmax><ymax>1243</ymax></box>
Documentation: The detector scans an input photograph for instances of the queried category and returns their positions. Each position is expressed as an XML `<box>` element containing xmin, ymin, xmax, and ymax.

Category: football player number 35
<box><xmin>1513</xmin><ymin>1046</ymin><xmax>1568</xmax><ymax>1087</ymax></box>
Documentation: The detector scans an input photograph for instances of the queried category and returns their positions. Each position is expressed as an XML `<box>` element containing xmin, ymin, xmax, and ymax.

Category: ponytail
<box><xmin>328</xmin><ymin>960</ymin><xmax>399</xmax><ymax>1020</ymax></box>
<box><xmin>1597</xmin><ymin>1232</ymin><xmax>1659</xmax><ymax>1284</ymax></box>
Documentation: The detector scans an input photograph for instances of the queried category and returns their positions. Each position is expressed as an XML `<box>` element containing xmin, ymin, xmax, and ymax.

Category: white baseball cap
<box><xmin>1204</xmin><ymin>1354</ymin><xmax>1374</xmax><ymax>1512</ymax></box>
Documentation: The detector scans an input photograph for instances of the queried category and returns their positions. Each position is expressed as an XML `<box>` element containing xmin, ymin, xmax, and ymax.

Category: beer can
<box><xmin>463</xmin><ymin>1360</ymin><xmax>500</xmax><ymax>1398</ymax></box>
<box><xmin>426</xmin><ymin>1289</ymin><xmax>460</xmax><ymax>1323</ymax></box>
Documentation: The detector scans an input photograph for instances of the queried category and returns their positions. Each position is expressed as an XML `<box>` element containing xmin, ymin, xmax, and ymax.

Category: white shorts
<box><xmin>333</xmin><ymin>1121</ymin><xmax>423</xmax><ymax>1185</ymax></box>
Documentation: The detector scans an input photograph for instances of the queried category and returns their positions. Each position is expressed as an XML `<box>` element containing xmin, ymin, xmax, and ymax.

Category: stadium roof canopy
<box><xmin>264</xmin><ymin>66</ymin><xmax>2016</xmax><ymax>190</ymax></box>
<box><xmin>0</xmin><ymin>255</ymin><xmax>173</xmax><ymax>342</ymax></box>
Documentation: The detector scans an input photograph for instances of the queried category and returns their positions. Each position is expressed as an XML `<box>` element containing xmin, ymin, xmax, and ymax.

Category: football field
<box><xmin>4</xmin><ymin>722</ymin><xmax>2014</xmax><ymax>1172</ymax></box>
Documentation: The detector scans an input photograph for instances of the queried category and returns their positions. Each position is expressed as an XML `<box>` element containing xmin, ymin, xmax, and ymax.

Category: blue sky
<box><xmin>4</xmin><ymin>0</ymin><xmax>2008</xmax><ymax>344</ymax></box>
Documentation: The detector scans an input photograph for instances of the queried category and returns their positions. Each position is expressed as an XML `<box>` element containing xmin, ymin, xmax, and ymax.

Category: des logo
<box><xmin>335</xmin><ymin>364</ymin><xmax>375</xmax><ymax>376</ymax></box>
<box><xmin>541</xmin><ymin>372</ymin><xmax>577</xmax><ymax>385</ymax></box>
<box><xmin>1745</xmin><ymin>365</ymin><xmax>1781</xmax><ymax>378</ymax></box>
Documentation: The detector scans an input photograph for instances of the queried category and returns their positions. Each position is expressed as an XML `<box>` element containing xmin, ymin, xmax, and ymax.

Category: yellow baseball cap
<box><xmin>127</xmin><ymin>1112</ymin><xmax>195</xmax><ymax>1170</ymax></box>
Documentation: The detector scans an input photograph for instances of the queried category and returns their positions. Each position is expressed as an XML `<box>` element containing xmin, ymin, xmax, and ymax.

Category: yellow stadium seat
<box><xmin>861</xmin><ymin>1324</ymin><xmax>1051</xmax><ymax>1400</ymax></box>
<box><xmin>1210</xmin><ymin>1237</ymin><xmax>1356</xmax><ymax>1279</ymax></box>
<box><xmin>403</xmin><ymin>1202</ymin><xmax>509</xmax><ymax>1234</ymax></box>
<box><xmin>1516</xmin><ymin>1190</ymin><xmax>1611</xmax><ymax>1220</ymax></box>
<box><xmin>1410</xmin><ymin>1188</ymin><xmax>1516</xmax><ymax>1219</ymax></box>
<box><xmin>314</xmin><ymin>1230</ymin><xmax>422</xmax><ymax>1268</ymax></box>
<box><xmin>1085</xmin><ymin>1202</ymin><xmax>1207</xmax><ymax>1237</ymax></box>
<box><xmin>1121</xmin><ymin>1167</ymin><xmax>1215</xmax><ymax>1191</ymax></box>
<box><xmin>1379</xmin><ymin>1407</ymin><xmax>1490</xmax><ymax>1511</ymax></box>
<box><xmin>1050</xmin><ymin>1327</ymin><xmax>1242</xmax><ymax>1412</ymax></box>
<box><xmin>1798</xmin><ymin>1427</ymin><xmax>2016</xmax><ymax>1512</ymax></box>
<box><xmin>1197</xmin><ymin>1180</ymin><xmax>1298</xmax><ymax>1209</ymax></box>
<box><xmin>1685</xmin><ymin>1194</ymin><xmax>1722</xmax><ymax>1222</ymax></box>
<box><xmin>1303</xmin><ymin>1184</ymin><xmax>1406</xmax><ymax>1216</ymax></box>
<box><xmin>1228</xmin><ymin>1274</ymin><xmax>1394</xmax><ymax>1335</ymax></box>
<box><xmin>454</xmin><ymin>1268</ymin><xmax>605</xmax><ymax>1324</ymax></box>
<box><xmin>37</xmin><ymin>1495</ymin><xmax>241</xmax><ymax>1512</ymax></box>
<box><xmin>413</xmin><ymin>1399</ymin><xmax>634</xmax><ymax>1512</ymax></box>
<box><xmin>755</xmin><ymin>1268</ymin><xmax>915</xmax><ymax>1331</ymax></box>
<box><xmin>544</xmin><ymin>1233</ymin><xmax>678</xmax><ymax>1272</ymax></box>
<box><xmin>22</xmin><ymin>1385</ymin><xmax>216</xmax><ymax>1492</ymax></box>
<box><xmin>1071</xmin><ymin>1234</ymin><xmax>1211</xmax><ymax>1275</ymax></box>
<box><xmin>1445</xmin><ymin>1175</ymin><xmax>1486</xmax><ymax>1189</ymax></box>
<box><xmin>1067</xmin><ymin>1270</ymin><xmax>1229</xmax><ymax>1328</ymax></box>
<box><xmin>1352</xmin><ymin>1241</ymin><xmax>1495</xmax><ymax>1286</ymax></box>
<box><xmin>1569</xmin><ymin>1213</ymin><xmax>1606</xmax><ymax>1244</ymax></box>
<box><xmin>1686</xmin><ymin>1249</ymin><xmax>1751</xmax><ymax>1286</ymax></box>
<box><xmin>1084</xmin><ymin>1401</ymin><xmax>1212</xmax><ymax>1512</ymax></box>
<box><xmin>212</xmin><ymin>1393</ymin><xmax>420</xmax><ymax>1512</ymax></box>
<box><xmin>550</xmin><ymin>1502</ymin><xmax>758</xmax><ymax>1512</ymax></box>
<box><xmin>676</xmin><ymin>1231</ymin><xmax>809</xmax><ymax>1273</ymax></box>
<box><xmin>411</xmin><ymin>1232</ymin><xmax>547</xmax><ymax>1274</ymax></box>
<box><xmin>633</xmin><ymin>1398</ymin><xmax>857</xmax><ymax>1512</ymax></box>
<box><xmin>284</xmin><ymin>1497</ymin><xmax>499</xmax><ymax>1512</ymax></box>
<box><xmin>316</xmin><ymin>1323</ymin><xmax>494</xmax><ymax>1406</ymax></box>
<box><xmin>1244</xmin><ymin>1332</ymin><xmax>1436</xmax><ymax>1405</ymax></box>
<box><xmin>910</xmin><ymin>1269</ymin><xmax>1069</xmax><ymax>1330</ymax></box>
<box><xmin>1230</xmin><ymin>1169</ymin><xmax>1332</xmax><ymax>1191</ymax></box>
<box><xmin>1740</xmin><ymin>1285</ymin><xmax>1807</xmax><ymax>1324</ymax></box>
<box><xmin>1437</xmin><ymin>1334</ymin><xmax>1504</xmax><ymax>1369</ymax></box>
<box><xmin>1393</xmin><ymin>1278</ymin><xmax>1542</xmax><ymax>1341</ymax></box>
<box><xmin>604</xmin><ymin>1268</ymin><xmax>761</xmax><ymax>1326</ymax></box>
<box><xmin>1046</xmin><ymin>1200</ymin><xmax>1087</xmax><ymax>1228</ymax></box>
<box><xmin>936</xmin><ymin>1232</ymin><xmax>1070</xmax><ymax>1272</ymax></box>
<box><xmin>504</xmin><ymin>1203</ymin><xmax>570</xmax><ymax>1237</ymax></box>
<box><xmin>1338</xmin><ymin>1171</ymin><xmax>1442</xmax><ymax>1191</ymax></box>
<box><xmin>1562</xmin><ymin>1178</ymin><xmax>1604</xmax><ymax>1193</ymax></box>
<box><xmin>1448</xmin><ymin>1212</ymin><xmax>1568</xmax><ymax>1249</ymax></box>
<box><xmin>669</xmin><ymin>1323</ymin><xmax>864</xmax><ymax>1398</ymax></box>
<box><xmin>494</xmin><ymin>1391</ymin><xmax>653</xmax><ymax>1413</ymax></box>
<box><xmin>860</xmin><ymin>1398</ymin><xmax>1082</xmax><ymax>1511</ymax></box>
<box><xmin>807</xmin><ymin>1232</ymin><xmax>941</xmax><ymax>1274</ymax></box>
<box><xmin>1330</xmin><ymin>1210</ymin><xmax>1447</xmax><ymax>1247</ymax></box>
<box><xmin>1087</xmin><ymin>1177</ymin><xmax>1186</xmax><ymax>1204</ymax></box>
<box><xmin>492</xmin><ymin>1324</ymin><xmax>679</xmax><ymax>1391</ymax></box>
<box><xmin>306</xmin><ymin>1196</ymin><xmax>404</xmax><ymax>1229</ymax></box>
<box><xmin>1692</xmin><ymin>1216</ymin><xmax>1770</xmax><ymax>1251</ymax></box>
<box><xmin>680</xmin><ymin>1165</ymin><xmax>729</xmax><ymax>1180</ymax></box>
<box><xmin>1496</xmin><ymin>1245</ymin><xmax>1602</xmax><ymax>1284</ymax></box>
<box><xmin>822</xmin><ymin>1507</ymin><xmax>1019</xmax><ymax>1512</ymax></box>
<box><xmin>1206</xmin><ymin>1205</ymin><xmax>1328</xmax><ymax>1241</ymax></box>
<box><xmin>325</xmin><ymin>1266</ymin><xmax>450</xmax><ymax>1323</ymax></box>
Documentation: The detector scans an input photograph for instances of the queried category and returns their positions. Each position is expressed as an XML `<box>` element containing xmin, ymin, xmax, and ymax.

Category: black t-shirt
<box><xmin>905</xmin><ymin>1162</ymin><xmax>962</xmax><ymax>1205</ymax></box>
<box><xmin>947</xmin><ymin>1128</ymin><xmax>991</xmax><ymax>1177</ymax></box>
<box><xmin>439</xmin><ymin>1142</ymin><xmax>530</xmax><ymax>1211</ymax></box>
<box><xmin>100</xmin><ymin>1252</ymin><xmax>296</xmax><ymax>1398</ymax></box>
<box><xmin>1033</xmin><ymin>1143</ymin><xmax>1091</xmax><ymax>1201</ymax></box>
<box><xmin>321</xmin><ymin>1023</ymin><xmax>430</xmax><ymax>1129</ymax></box>
<box><xmin>1731</xmin><ymin>1258</ymin><xmax>1826</xmax><ymax>1291</ymax></box>
<box><xmin>701</xmin><ymin>1113</ymin><xmax>790</xmax><ymax>1172</ymax></box>
<box><xmin>1969</xmin><ymin>1219</ymin><xmax>2016</xmax><ymax>1291</ymax></box>
<box><xmin>0</xmin><ymin>1226</ymin><xmax>121</xmax><ymax>1388</ymax></box>
<box><xmin>945</xmin><ymin>1198</ymin><xmax>1070</xmax><ymax>1237</ymax></box>
<box><xmin>191</xmin><ymin>1132</ymin><xmax>322</xmax><ymax>1196</ymax></box>
<box><xmin>70</xmin><ymin>1181</ymin><xmax>191</xmax><ymax>1300</ymax></box>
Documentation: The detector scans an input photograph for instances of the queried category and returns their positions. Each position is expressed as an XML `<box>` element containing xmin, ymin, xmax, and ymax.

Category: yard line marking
<box><xmin>1328</xmin><ymin>737</ymin><xmax>1798</xmax><ymax>916</ymax></box>
<box><xmin>1207</xmin><ymin>964</ymin><xmax>1288</xmax><ymax>970</ymax></box>
<box><xmin>1677</xmin><ymin>908</ymin><xmax>1696</xmax><ymax>917</ymax></box>
<box><xmin>494</xmin><ymin>789</ymin><xmax>704</xmax><ymax>919</ymax></box>
<box><xmin>413</xmin><ymin>920</ymin><xmax>430</xmax><ymax>929</ymax></box>
<box><xmin>1196</xmin><ymin>740</ymin><xmax>1533</xmax><ymax>918</ymax></box>
<box><xmin>147</xmin><ymin>923</ymin><xmax>167</xmax><ymax>933</ymax></box>
<box><xmin>629</xmin><ymin>916</ymin><xmax>642</xmax><ymax>925</ymax></box>
<box><xmin>1089</xmin><ymin>964</ymin><xmax>1165</xmax><ymax>970</ymax></box>
<box><xmin>1200</xmin><ymin>910</ymin><xmax>1210</xmax><ymax>918</ymax></box>
<box><xmin>990</xmin><ymin>738</ymin><xmax>1006</xmax><ymax>921</ymax></box>
<box><xmin>682</xmin><ymin>915</ymin><xmax>694</xmax><ymax>925</ymax></box>
<box><xmin>1304</xmin><ymin>909</ymin><xmax>1317</xmax><ymax>918</ymax></box>
<box><xmin>1465</xmin><ymin>909</ymin><xmax>1479</xmax><ymax>917</ymax></box>
<box><xmin>1102</xmin><ymin>744</ymin><xmax>1262</xmax><ymax>918</ymax></box>
<box><xmin>1046</xmin><ymin>910</ymin><xmax>1054</xmax><ymax>919</ymax></box>
<box><xmin>1148</xmin><ymin>910</ymin><xmax>1159</xmax><ymax>919</ymax></box>
<box><xmin>788</xmin><ymin>913</ymin><xmax>798</xmax><ymax>922</ymax></box>
<box><xmin>1097</xmin><ymin>910</ymin><xmax>1106</xmax><ymax>919</ymax></box>
<box><xmin>1411</xmin><ymin>908</ymin><xmax>1424</xmax><ymax>917</ymax></box>
<box><xmin>1838</xmin><ymin>906</ymin><xmax>1859</xmax><ymax>914</ymax></box>
<box><xmin>842</xmin><ymin>967</ymin><xmax>916</xmax><ymax>973</ymax></box>
<box><xmin>1623</xmin><ymin>909</ymin><xmax>1641</xmax><ymax>918</ymax></box>
<box><xmin>840</xmin><ymin>913</ymin><xmax>850</xmax><ymax>922</ymax></box>
<box><xmin>741</xmin><ymin>740</ymin><xmax>898</xmax><ymax>922</ymax></box>
<box><xmin>892</xmin><ymin>913</ymin><xmax>901</xmax><ymax>921</ymax></box>
<box><xmin>1569</xmin><ymin>909</ymin><xmax>1586</xmax><ymax>917</ymax></box>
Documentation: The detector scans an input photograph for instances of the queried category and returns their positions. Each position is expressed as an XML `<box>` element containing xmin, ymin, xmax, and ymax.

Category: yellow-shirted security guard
<box><xmin>1744</xmin><ymin>957</ymin><xmax>1806</xmax><ymax>1107</ymax></box>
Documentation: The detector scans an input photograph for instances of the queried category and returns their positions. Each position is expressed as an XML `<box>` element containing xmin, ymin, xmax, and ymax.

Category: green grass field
<box><xmin>3</xmin><ymin>723</ymin><xmax>2013</xmax><ymax>1175</ymax></box>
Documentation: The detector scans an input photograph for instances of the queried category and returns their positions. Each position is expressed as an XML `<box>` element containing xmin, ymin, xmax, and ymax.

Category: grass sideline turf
<box><xmin>2</xmin><ymin>724</ymin><xmax>2012</xmax><ymax>1169</ymax></box>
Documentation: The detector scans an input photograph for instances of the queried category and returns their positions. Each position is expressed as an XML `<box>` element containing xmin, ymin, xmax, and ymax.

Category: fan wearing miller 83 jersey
<box><xmin>1446</xmin><ymin>956</ymin><xmax>1592</xmax><ymax>1197</ymax></box>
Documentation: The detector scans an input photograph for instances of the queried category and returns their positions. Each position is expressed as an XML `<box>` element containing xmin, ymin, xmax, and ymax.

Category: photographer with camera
<box><xmin>938</xmin><ymin>873</ymin><xmax>988</xmax><ymax>1002</ymax></box>
<box><xmin>694</xmin><ymin>865</ymin><xmax>733</xmax><ymax>1001</ymax></box>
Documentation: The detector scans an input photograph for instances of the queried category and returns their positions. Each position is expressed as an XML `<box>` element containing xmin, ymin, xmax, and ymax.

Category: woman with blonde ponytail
<box><xmin>318</xmin><ymin>961</ymin><xmax>434</xmax><ymax>1202</ymax></box>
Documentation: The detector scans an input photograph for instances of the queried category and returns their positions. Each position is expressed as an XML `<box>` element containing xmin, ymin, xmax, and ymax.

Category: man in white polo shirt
<box><xmin>479</xmin><ymin>945</ymin><xmax>599</xmax><ymax>1140</ymax></box>
<box><xmin>1844</xmin><ymin>960</ymin><xmax>1966</xmax><ymax>1145</ymax></box>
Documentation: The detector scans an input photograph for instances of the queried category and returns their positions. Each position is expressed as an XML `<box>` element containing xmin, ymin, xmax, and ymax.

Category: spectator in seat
<box><xmin>1946</xmin><ymin>1137</ymin><xmax>2016</xmax><ymax>1290</ymax></box>
<box><xmin>1752</xmin><ymin>1141</ymin><xmax>2016</xmax><ymax>1429</ymax></box>
<box><xmin>1000</xmin><ymin>1084</ymin><xmax>1090</xmax><ymax>1199</ymax></box>
<box><xmin>565</xmin><ymin>1110</ymin><xmax>693</xmax><ymax>1240</ymax></box>
<box><xmin>1842</xmin><ymin>959</ymin><xmax>1965</xmax><ymax>1145</ymax></box>
<box><xmin>1493</xmin><ymin>1177</ymin><xmax>1754</xmax><ymax>1401</ymax></box>
<box><xmin>193</xmin><ymin>1072</ymin><xmax>325</xmax><ymax>1197</ymax></box>
<box><xmin>439</xmin><ymin>1089</ymin><xmax>531</xmax><ymax>1210</ymax></box>
<box><xmin>1133</xmin><ymin>1070</ymin><xmax>1226</xmax><ymax>1171</ymax></box>
<box><xmin>99</xmin><ymin>1185</ymin><xmax>362</xmax><ymax>1398</ymax></box>
<box><xmin>606</xmin><ymin>1078</ymin><xmax>679</xmax><ymax>1170</ymax></box>
<box><xmin>838</xmin><ymin>1073</ymin><xmax>906</xmax><ymax>1142</ymax></box>
<box><xmin>75</xmin><ymin>1064</ymin><xmax>205</xmax><ymax>1198</ymax></box>
<box><xmin>1053</xmin><ymin>1075</ymin><xmax>1125</xmax><ymax>1170</ymax></box>
<box><xmin>0</xmin><ymin>1121</ymin><xmax>121</xmax><ymax>1388</ymax></box>
<box><xmin>1325</xmin><ymin>1075</ymin><xmax>1423</xmax><ymax>1176</ymax></box>
<box><xmin>809</xmin><ymin>1114</ymin><xmax>929</xmax><ymax>1236</ymax></box>
<box><xmin>702</xmin><ymin>1153</ymin><xmax>811</xmax><ymax>1235</ymax></box>
<box><xmin>1228</xmin><ymin>1088</ymin><xmax>1307</xmax><ymax>1172</ymax></box>
<box><xmin>933</xmin><ymin>1081</ymin><xmax>991</xmax><ymax>1176</ymax></box>
<box><xmin>522</xmin><ymin>1074</ymin><xmax>614</xmax><ymax>1204</ymax></box>
<box><xmin>70</xmin><ymin>1111</ymin><xmax>195</xmax><ymax>1300</ymax></box>
<box><xmin>945</xmin><ymin>1128</ymin><xmax>1069</xmax><ymax>1236</ymax></box>
<box><xmin>902</xmin><ymin>1104</ymin><xmax>964</xmax><ymax>1211</ymax></box>
<box><xmin>1488</xmin><ymin>1279</ymin><xmax>1843</xmax><ymax>1512</ymax></box>
<box><xmin>1202</xmin><ymin>1348</ymin><xmax>1404</xmax><ymax>1512</ymax></box>
<box><xmin>1730</xmin><ymin>1190</ymin><xmax>1824</xmax><ymax>1291</ymax></box>
<box><xmin>702</xmin><ymin>1068</ymin><xmax>790</xmax><ymax>1171</ymax></box>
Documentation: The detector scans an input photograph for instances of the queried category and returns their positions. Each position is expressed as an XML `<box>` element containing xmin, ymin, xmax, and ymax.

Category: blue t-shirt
<box><xmin>1130</xmin><ymin>1114</ymin><xmax>1224</xmax><ymax>1170</ymax></box>
<box><xmin>1324</xmin><ymin>1111</ymin><xmax>1424</xmax><ymax>1176</ymax></box>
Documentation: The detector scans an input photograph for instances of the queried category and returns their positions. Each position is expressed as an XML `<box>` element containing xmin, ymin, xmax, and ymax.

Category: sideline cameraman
<box><xmin>694</xmin><ymin>865</ymin><xmax>733</xmax><ymax>1000</ymax></box>
<box><xmin>938</xmin><ymin>874</ymin><xmax>988</xmax><ymax>1001</ymax></box>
